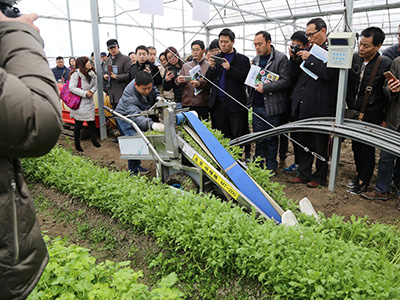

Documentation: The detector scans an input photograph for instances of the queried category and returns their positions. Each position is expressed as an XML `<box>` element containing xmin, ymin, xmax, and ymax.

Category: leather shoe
<box><xmin>361</xmin><ymin>190</ymin><xmax>388</xmax><ymax>201</ymax></box>
<box><xmin>288</xmin><ymin>177</ymin><xmax>306</xmax><ymax>184</ymax></box>
<box><xmin>307</xmin><ymin>180</ymin><xmax>319</xmax><ymax>188</ymax></box>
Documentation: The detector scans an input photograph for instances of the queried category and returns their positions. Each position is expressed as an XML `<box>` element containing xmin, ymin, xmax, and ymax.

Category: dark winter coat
<box><xmin>129</xmin><ymin>61</ymin><xmax>162</xmax><ymax>86</ymax></box>
<box><xmin>346</xmin><ymin>53</ymin><xmax>392</xmax><ymax>116</ymax></box>
<box><xmin>206</xmin><ymin>48</ymin><xmax>250</xmax><ymax>112</ymax></box>
<box><xmin>103</xmin><ymin>52</ymin><xmax>132</xmax><ymax>104</ymax></box>
<box><xmin>382</xmin><ymin>44</ymin><xmax>400</xmax><ymax>60</ymax></box>
<box><xmin>248</xmin><ymin>46</ymin><xmax>291</xmax><ymax>116</ymax></box>
<box><xmin>384</xmin><ymin>56</ymin><xmax>400</xmax><ymax>129</ymax></box>
<box><xmin>163</xmin><ymin>64</ymin><xmax>183</xmax><ymax>102</ymax></box>
<box><xmin>0</xmin><ymin>22</ymin><xmax>62</xmax><ymax>300</ymax></box>
<box><xmin>291</xmin><ymin>42</ymin><xmax>339</xmax><ymax>119</ymax></box>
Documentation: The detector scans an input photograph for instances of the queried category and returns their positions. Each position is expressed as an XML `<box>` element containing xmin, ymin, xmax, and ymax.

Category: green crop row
<box><xmin>22</xmin><ymin>147</ymin><xmax>400</xmax><ymax>299</ymax></box>
<box><xmin>28</xmin><ymin>236</ymin><xmax>183</xmax><ymax>300</ymax></box>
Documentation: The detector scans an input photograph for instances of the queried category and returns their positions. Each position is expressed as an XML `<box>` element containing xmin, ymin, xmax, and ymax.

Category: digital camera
<box><xmin>1</xmin><ymin>0</ymin><xmax>20</xmax><ymax>17</ymax></box>
<box><xmin>290</xmin><ymin>44</ymin><xmax>301</xmax><ymax>55</ymax></box>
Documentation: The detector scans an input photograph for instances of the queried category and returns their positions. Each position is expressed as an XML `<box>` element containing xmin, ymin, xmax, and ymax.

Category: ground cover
<box><xmin>23</xmin><ymin>146</ymin><xmax>400</xmax><ymax>299</ymax></box>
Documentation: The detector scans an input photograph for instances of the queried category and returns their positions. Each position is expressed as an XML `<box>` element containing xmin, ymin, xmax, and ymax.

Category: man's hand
<box><xmin>86</xmin><ymin>91</ymin><xmax>94</xmax><ymax>98</ymax></box>
<box><xmin>103</xmin><ymin>74</ymin><xmax>109</xmax><ymax>80</ymax></box>
<box><xmin>388</xmin><ymin>78</ymin><xmax>400</xmax><ymax>93</ymax></box>
<box><xmin>0</xmin><ymin>11</ymin><xmax>40</xmax><ymax>32</ymax></box>
<box><xmin>255</xmin><ymin>83</ymin><xmax>264</xmax><ymax>94</ymax></box>
<box><xmin>297</xmin><ymin>50</ymin><xmax>311</xmax><ymax>61</ymax></box>
<box><xmin>152</xmin><ymin>122</ymin><xmax>165</xmax><ymax>132</ymax></box>
<box><xmin>110</xmin><ymin>72</ymin><xmax>117</xmax><ymax>79</ymax></box>
<box><xmin>190</xmin><ymin>80</ymin><xmax>200</xmax><ymax>88</ymax></box>
<box><xmin>221</xmin><ymin>58</ymin><xmax>230</xmax><ymax>70</ymax></box>
<box><xmin>176</xmin><ymin>76</ymin><xmax>186</xmax><ymax>84</ymax></box>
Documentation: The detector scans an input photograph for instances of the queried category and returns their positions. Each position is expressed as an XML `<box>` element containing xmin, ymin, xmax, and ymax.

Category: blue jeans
<box><xmin>117</xmin><ymin>119</ymin><xmax>141</xmax><ymax>174</ymax></box>
<box><xmin>252</xmin><ymin>105</ymin><xmax>281</xmax><ymax>170</ymax></box>
<box><xmin>375</xmin><ymin>124</ymin><xmax>400</xmax><ymax>195</ymax></box>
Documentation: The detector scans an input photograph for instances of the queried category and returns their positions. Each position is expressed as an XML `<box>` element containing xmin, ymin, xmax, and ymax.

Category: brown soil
<box><xmin>57</xmin><ymin>134</ymin><xmax>400</xmax><ymax>223</ymax></box>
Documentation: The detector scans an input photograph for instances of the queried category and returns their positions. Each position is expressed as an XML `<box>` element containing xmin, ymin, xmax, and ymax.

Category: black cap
<box><xmin>100</xmin><ymin>52</ymin><xmax>107</xmax><ymax>57</ymax></box>
<box><xmin>106</xmin><ymin>39</ymin><xmax>119</xmax><ymax>49</ymax></box>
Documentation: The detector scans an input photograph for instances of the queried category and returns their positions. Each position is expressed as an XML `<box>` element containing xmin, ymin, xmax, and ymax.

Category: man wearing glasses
<box><xmin>288</xmin><ymin>18</ymin><xmax>339</xmax><ymax>188</ymax></box>
<box><xmin>175</xmin><ymin>40</ymin><xmax>210</xmax><ymax>120</ymax></box>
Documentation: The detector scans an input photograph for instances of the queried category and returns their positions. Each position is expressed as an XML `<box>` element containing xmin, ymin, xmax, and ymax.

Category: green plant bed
<box><xmin>22</xmin><ymin>147</ymin><xmax>400</xmax><ymax>299</ymax></box>
<box><xmin>28</xmin><ymin>236</ymin><xmax>183</xmax><ymax>300</ymax></box>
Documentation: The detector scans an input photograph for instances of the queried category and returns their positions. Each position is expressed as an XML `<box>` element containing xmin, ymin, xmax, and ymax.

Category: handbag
<box><xmin>60</xmin><ymin>76</ymin><xmax>82</xmax><ymax>110</ymax></box>
<box><xmin>345</xmin><ymin>56</ymin><xmax>382</xmax><ymax>121</ymax></box>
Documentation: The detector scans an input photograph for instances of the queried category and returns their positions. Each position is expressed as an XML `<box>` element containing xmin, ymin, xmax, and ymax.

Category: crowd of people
<box><xmin>53</xmin><ymin>17</ymin><xmax>400</xmax><ymax>209</ymax></box>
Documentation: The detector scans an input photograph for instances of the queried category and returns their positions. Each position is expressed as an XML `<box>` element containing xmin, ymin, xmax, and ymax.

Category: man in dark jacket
<box><xmin>103</xmin><ymin>39</ymin><xmax>132</xmax><ymax>108</ymax></box>
<box><xmin>288</xmin><ymin>18</ymin><xmax>339</xmax><ymax>188</ymax></box>
<box><xmin>0</xmin><ymin>11</ymin><xmax>62</xmax><ymax>299</ymax></box>
<box><xmin>129</xmin><ymin>45</ymin><xmax>162</xmax><ymax>86</ymax></box>
<box><xmin>382</xmin><ymin>25</ymin><xmax>400</xmax><ymax>60</ymax></box>
<box><xmin>345</xmin><ymin>27</ymin><xmax>392</xmax><ymax>194</ymax></box>
<box><xmin>115</xmin><ymin>71</ymin><xmax>164</xmax><ymax>175</ymax></box>
<box><xmin>361</xmin><ymin>56</ymin><xmax>400</xmax><ymax>208</ymax></box>
<box><xmin>51</xmin><ymin>56</ymin><xmax>70</xmax><ymax>83</ymax></box>
<box><xmin>206</xmin><ymin>28</ymin><xmax>250</xmax><ymax>139</ymax></box>
<box><xmin>247</xmin><ymin>31</ymin><xmax>291</xmax><ymax>171</ymax></box>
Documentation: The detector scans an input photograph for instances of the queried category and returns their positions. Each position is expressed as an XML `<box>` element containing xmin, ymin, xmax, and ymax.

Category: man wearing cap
<box><xmin>103</xmin><ymin>39</ymin><xmax>132</xmax><ymax>109</ymax></box>
<box><xmin>100</xmin><ymin>51</ymin><xmax>107</xmax><ymax>73</ymax></box>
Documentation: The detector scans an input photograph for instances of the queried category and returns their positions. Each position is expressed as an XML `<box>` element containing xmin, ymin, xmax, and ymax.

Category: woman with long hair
<box><xmin>69</xmin><ymin>56</ymin><xmax>100</xmax><ymax>151</ymax></box>
<box><xmin>163</xmin><ymin>46</ymin><xmax>184</xmax><ymax>109</ymax></box>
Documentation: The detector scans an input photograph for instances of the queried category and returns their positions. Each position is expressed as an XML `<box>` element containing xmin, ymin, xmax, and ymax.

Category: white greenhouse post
<box><xmin>113</xmin><ymin>0</ymin><xmax>118</xmax><ymax>39</ymax></box>
<box><xmin>90</xmin><ymin>0</ymin><xmax>107</xmax><ymax>140</ymax></box>
<box><xmin>328</xmin><ymin>0</ymin><xmax>354</xmax><ymax>190</ymax></box>
<box><xmin>66</xmin><ymin>0</ymin><xmax>74</xmax><ymax>56</ymax></box>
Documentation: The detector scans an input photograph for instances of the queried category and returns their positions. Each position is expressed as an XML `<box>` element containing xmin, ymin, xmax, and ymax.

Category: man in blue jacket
<box><xmin>51</xmin><ymin>56</ymin><xmax>70</xmax><ymax>83</ymax></box>
<box><xmin>206</xmin><ymin>28</ymin><xmax>250</xmax><ymax>140</ymax></box>
<box><xmin>115</xmin><ymin>71</ymin><xmax>164</xmax><ymax>175</ymax></box>
<box><xmin>247</xmin><ymin>31</ymin><xmax>291</xmax><ymax>171</ymax></box>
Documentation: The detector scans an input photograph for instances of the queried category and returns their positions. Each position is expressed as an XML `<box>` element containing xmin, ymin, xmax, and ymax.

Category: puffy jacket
<box><xmin>115</xmin><ymin>79</ymin><xmax>160</xmax><ymax>131</ymax></box>
<box><xmin>0</xmin><ymin>21</ymin><xmax>62</xmax><ymax>299</ymax></box>
<box><xmin>177</xmin><ymin>59</ymin><xmax>210</xmax><ymax>107</ymax></box>
<box><xmin>382</xmin><ymin>44</ymin><xmax>400</xmax><ymax>60</ymax></box>
<box><xmin>346</xmin><ymin>53</ymin><xmax>392</xmax><ymax>116</ymax></box>
<box><xmin>248</xmin><ymin>46</ymin><xmax>292</xmax><ymax>116</ymax></box>
<box><xmin>384</xmin><ymin>56</ymin><xmax>400</xmax><ymax>129</ymax></box>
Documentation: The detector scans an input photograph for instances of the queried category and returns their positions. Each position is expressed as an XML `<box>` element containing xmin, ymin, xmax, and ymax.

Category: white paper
<box><xmin>309</xmin><ymin>44</ymin><xmax>328</xmax><ymax>63</ymax></box>
<box><xmin>193</xmin><ymin>0</ymin><xmax>209</xmax><ymax>22</ymax></box>
<box><xmin>300</xmin><ymin>61</ymin><xmax>318</xmax><ymax>80</ymax></box>
<box><xmin>189</xmin><ymin>65</ymin><xmax>203</xmax><ymax>96</ymax></box>
<box><xmin>245</xmin><ymin>65</ymin><xmax>261</xmax><ymax>88</ymax></box>
<box><xmin>299</xmin><ymin>44</ymin><xmax>329</xmax><ymax>80</ymax></box>
<box><xmin>140</xmin><ymin>0</ymin><xmax>164</xmax><ymax>16</ymax></box>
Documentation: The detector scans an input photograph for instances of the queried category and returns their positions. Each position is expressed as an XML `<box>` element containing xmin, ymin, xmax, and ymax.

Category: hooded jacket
<box><xmin>0</xmin><ymin>21</ymin><xmax>62</xmax><ymax>299</ymax></box>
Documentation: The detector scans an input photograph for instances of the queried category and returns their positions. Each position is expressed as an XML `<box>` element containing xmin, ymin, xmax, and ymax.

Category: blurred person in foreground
<box><xmin>0</xmin><ymin>10</ymin><xmax>62</xmax><ymax>300</ymax></box>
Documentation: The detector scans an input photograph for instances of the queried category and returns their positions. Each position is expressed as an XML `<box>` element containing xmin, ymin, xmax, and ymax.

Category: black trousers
<box><xmin>183</xmin><ymin>105</ymin><xmax>209</xmax><ymax>120</ymax></box>
<box><xmin>351</xmin><ymin>111</ymin><xmax>383</xmax><ymax>184</ymax></box>
<box><xmin>297</xmin><ymin>132</ymin><xmax>330</xmax><ymax>185</ymax></box>
<box><xmin>210</xmin><ymin>100</ymin><xmax>248</xmax><ymax>139</ymax></box>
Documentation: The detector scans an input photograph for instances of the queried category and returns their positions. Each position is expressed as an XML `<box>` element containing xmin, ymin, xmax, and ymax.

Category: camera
<box><xmin>0</xmin><ymin>0</ymin><xmax>20</xmax><ymax>17</ymax></box>
<box><xmin>290</xmin><ymin>44</ymin><xmax>301</xmax><ymax>55</ymax></box>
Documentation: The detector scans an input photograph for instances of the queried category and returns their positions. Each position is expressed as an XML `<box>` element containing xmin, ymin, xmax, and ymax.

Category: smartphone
<box><xmin>383</xmin><ymin>71</ymin><xmax>397</xmax><ymax>81</ymax></box>
<box><xmin>211</xmin><ymin>55</ymin><xmax>225</xmax><ymax>64</ymax></box>
<box><xmin>182</xmin><ymin>75</ymin><xmax>192</xmax><ymax>81</ymax></box>
<box><xmin>145</xmin><ymin>64</ymin><xmax>150</xmax><ymax>70</ymax></box>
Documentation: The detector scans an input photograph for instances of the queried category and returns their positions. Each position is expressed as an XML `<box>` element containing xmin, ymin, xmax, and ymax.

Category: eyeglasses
<box><xmin>306</xmin><ymin>28</ymin><xmax>322</xmax><ymax>37</ymax></box>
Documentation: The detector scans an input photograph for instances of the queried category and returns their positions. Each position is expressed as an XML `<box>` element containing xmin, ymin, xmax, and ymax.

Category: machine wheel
<box><xmin>165</xmin><ymin>173</ymin><xmax>199</xmax><ymax>192</ymax></box>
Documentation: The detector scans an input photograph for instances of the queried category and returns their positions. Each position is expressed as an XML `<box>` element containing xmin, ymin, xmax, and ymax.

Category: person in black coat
<box><xmin>205</xmin><ymin>28</ymin><xmax>250</xmax><ymax>139</ymax></box>
<box><xmin>288</xmin><ymin>18</ymin><xmax>339</xmax><ymax>188</ymax></box>
<box><xmin>129</xmin><ymin>45</ymin><xmax>162</xmax><ymax>86</ymax></box>
<box><xmin>345</xmin><ymin>27</ymin><xmax>392</xmax><ymax>194</ymax></box>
